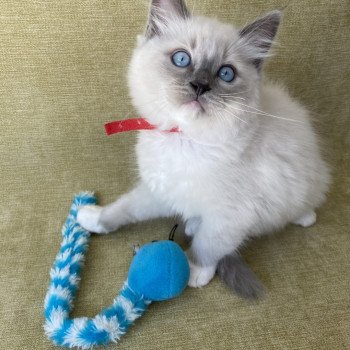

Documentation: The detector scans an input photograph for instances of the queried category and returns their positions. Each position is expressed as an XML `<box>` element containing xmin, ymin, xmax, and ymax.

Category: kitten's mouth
<box><xmin>184</xmin><ymin>99</ymin><xmax>205</xmax><ymax>113</ymax></box>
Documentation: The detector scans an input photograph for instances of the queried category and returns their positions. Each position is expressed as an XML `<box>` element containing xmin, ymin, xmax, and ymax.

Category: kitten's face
<box><xmin>128</xmin><ymin>1</ymin><xmax>280</xmax><ymax>132</ymax></box>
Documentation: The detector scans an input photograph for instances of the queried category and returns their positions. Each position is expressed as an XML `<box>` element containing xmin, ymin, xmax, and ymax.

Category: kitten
<box><xmin>77</xmin><ymin>0</ymin><xmax>330</xmax><ymax>296</ymax></box>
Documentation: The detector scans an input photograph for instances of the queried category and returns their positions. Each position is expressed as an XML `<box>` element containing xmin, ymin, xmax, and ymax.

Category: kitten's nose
<box><xmin>190</xmin><ymin>81</ymin><xmax>211</xmax><ymax>96</ymax></box>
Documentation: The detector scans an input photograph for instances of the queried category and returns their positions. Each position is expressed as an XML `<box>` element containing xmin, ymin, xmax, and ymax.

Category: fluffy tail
<box><xmin>178</xmin><ymin>220</ymin><xmax>264</xmax><ymax>299</ymax></box>
<box><xmin>43</xmin><ymin>192</ymin><xmax>150</xmax><ymax>349</ymax></box>
<box><xmin>217</xmin><ymin>253</ymin><xmax>265</xmax><ymax>299</ymax></box>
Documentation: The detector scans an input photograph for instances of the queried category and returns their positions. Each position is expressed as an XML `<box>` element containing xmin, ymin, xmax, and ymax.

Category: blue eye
<box><xmin>218</xmin><ymin>65</ymin><xmax>235</xmax><ymax>82</ymax></box>
<box><xmin>171</xmin><ymin>50</ymin><xmax>191</xmax><ymax>68</ymax></box>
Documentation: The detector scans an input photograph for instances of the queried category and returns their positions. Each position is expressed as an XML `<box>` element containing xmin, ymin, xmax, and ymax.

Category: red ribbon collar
<box><xmin>104</xmin><ymin>118</ymin><xmax>180</xmax><ymax>136</ymax></box>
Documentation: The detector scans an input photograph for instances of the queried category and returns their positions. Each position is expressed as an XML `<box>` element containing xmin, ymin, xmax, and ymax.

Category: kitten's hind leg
<box><xmin>187</xmin><ymin>261</ymin><xmax>216</xmax><ymax>288</ymax></box>
<box><xmin>186</xmin><ymin>221</ymin><xmax>246</xmax><ymax>288</ymax></box>
<box><xmin>184</xmin><ymin>217</ymin><xmax>202</xmax><ymax>237</ymax></box>
<box><xmin>176</xmin><ymin>217</ymin><xmax>201</xmax><ymax>246</ymax></box>
<box><xmin>293</xmin><ymin>211</ymin><xmax>317</xmax><ymax>228</ymax></box>
<box><xmin>77</xmin><ymin>182</ymin><xmax>171</xmax><ymax>234</ymax></box>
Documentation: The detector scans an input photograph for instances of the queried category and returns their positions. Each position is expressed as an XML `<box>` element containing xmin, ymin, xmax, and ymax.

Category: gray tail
<box><xmin>217</xmin><ymin>253</ymin><xmax>265</xmax><ymax>299</ymax></box>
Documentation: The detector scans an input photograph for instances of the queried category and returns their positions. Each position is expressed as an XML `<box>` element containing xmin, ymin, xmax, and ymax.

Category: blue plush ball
<box><xmin>127</xmin><ymin>241</ymin><xmax>190</xmax><ymax>301</ymax></box>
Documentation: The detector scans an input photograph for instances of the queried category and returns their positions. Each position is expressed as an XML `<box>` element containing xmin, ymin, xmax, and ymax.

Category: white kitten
<box><xmin>77</xmin><ymin>0</ymin><xmax>330</xmax><ymax>292</ymax></box>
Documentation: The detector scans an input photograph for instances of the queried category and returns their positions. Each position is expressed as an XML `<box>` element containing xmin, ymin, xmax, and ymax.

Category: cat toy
<box><xmin>44</xmin><ymin>192</ymin><xmax>189</xmax><ymax>349</ymax></box>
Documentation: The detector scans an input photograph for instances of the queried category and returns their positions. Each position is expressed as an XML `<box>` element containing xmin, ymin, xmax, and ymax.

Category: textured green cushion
<box><xmin>1</xmin><ymin>1</ymin><xmax>349</xmax><ymax>349</ymax></box>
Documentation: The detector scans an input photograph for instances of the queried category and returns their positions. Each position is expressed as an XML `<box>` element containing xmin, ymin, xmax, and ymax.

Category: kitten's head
<box><xmin>128</xmin><ymin>0</ymin><xmax>281</xmax><ymax>134</ymax></box>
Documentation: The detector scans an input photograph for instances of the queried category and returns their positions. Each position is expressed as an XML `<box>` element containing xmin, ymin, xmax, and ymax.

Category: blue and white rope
<box><xmin>44</xmin><ymin>192</ymin><xmax>150</xmax><ymax>349</ymax></box>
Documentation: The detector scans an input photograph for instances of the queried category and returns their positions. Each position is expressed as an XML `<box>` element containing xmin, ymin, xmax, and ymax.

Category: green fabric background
<box><xmin>0</xmin><ymin>1</ymin><xmax>349</xmax><ymax>349</ymax></box>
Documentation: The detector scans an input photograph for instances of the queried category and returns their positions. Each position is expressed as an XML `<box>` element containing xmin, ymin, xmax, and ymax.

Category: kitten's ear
<box><xmin>239</xmin><ymin>10</ymin><xmax>282</xmax><ymax>70</ymax></box>
<box><xmin>146</xmin><ymin>0</ymin><xmax>190</xmax><ymax>38</ymax></box>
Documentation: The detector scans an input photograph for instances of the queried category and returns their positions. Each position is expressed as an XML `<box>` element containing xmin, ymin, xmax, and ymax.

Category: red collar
<box><xmin>105</xmin><ymin>118</ymin><xmax>180</xmax><ymax>136</ymax></box>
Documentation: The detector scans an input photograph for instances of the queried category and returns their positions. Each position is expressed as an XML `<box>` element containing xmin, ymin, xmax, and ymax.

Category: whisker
<box><xmin>211</xmin><ymin>99</ymin><xmax>248</xmax><ymax>124</ymax></box>
<box><xmin>227</xmin><ymin>102</ymin><xmax>304</xmax><ymax>124</ymax></box>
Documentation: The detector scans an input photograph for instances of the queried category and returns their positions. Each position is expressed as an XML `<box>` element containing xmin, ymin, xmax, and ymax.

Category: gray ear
<box><xmin>239</xmin><ymin>10</ymin><xmax>282</xmax><ymax>70</ymax></box>
<box><xmin>146</xmin><ymin>0</ymin><xmax>190</xmax><ymax>38</ymax></box>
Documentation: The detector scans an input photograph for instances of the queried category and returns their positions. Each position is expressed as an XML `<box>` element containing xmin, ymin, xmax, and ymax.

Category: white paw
<box><xmin>293</xmin><ymin>211</ymin><xmax>317</xmax><ymax>228</ymax></box>
<box><xmin>77</xmin><ymin>205</ymin><xmax>109</xmax><ymax>234</ymax></box>
<box><xmin>187</xmin><ymin>260</ymin><xmax>216</xmax><ymax>288</ymax></box>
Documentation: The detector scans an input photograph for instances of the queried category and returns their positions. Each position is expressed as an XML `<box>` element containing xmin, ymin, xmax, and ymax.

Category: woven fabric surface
<box><xmin>0</xmin><ymin>1</ymin><xmax>349</xmax><ymax>349</ymax></box>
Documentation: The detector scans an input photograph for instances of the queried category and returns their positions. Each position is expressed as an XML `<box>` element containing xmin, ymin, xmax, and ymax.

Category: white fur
<box><xmin>77</xmin><ymin>205</ymin><xmax>108</xmax><ymax>234</ymax></box>
<box><xmin>293</xmin><ymin>211</ymin><xmax>317</xmax><ymax>228</ymax></box>
<box><xmin>187</xmin><ymin>259</ymin><xmax>216</xmax><ymax>288</ymax></box>
<box><xmin>77</xmin><ymin>8</ymin><xmax>330</xmax><ymax>288</ymax></box>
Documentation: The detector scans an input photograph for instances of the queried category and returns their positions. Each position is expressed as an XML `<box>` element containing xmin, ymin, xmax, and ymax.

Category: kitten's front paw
<box><xmin>77</xmin><ymin>205</ymin><xmax>109</xmax><ymax>234</ymax></box>
<box><xmin>187</xmin><ymin>260</ymin><xmax>216</xmax><ymax>288</ymax></box>
<box><xmin>293</xmin><ymin>211</ymin><xmax>317</xmax><ymax>228</ymax></box>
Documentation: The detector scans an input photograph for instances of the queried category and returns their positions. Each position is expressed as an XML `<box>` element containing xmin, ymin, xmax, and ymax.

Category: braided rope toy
<box><xmin>44</xmin><ymin>192</ymin><xmax>189</xmax><ymax>349</ymax></box>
